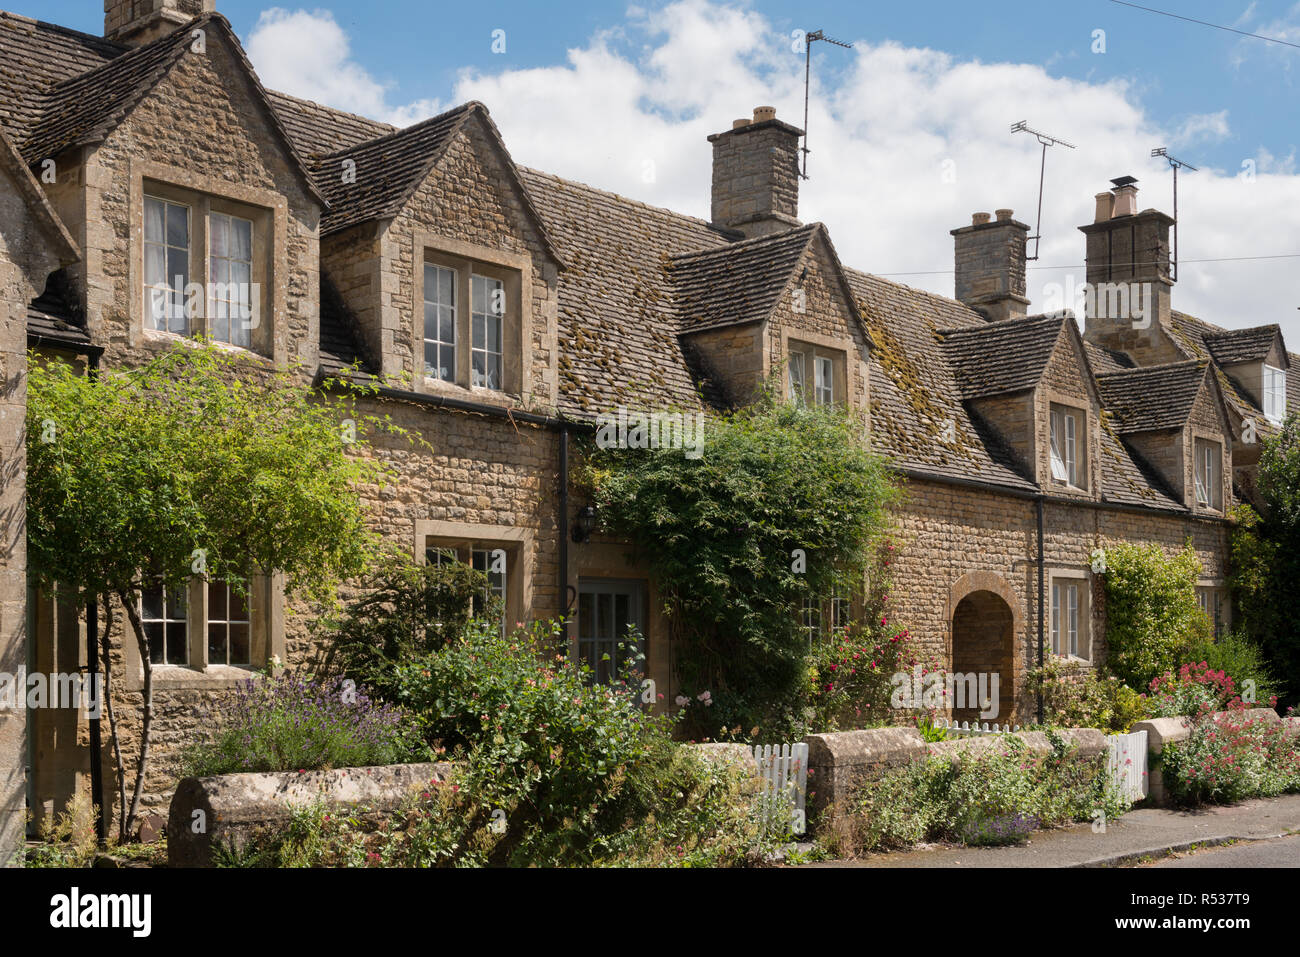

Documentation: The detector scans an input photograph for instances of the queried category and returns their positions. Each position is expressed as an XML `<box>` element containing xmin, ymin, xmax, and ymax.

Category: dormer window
<box><xmin>417</xmin><ymin>242</ymin><xmax>524</xmax><ymax>396</ymax></box>
<box><xmin>1194</xmin><ymin>438</ymin><xmax>1222</xmax><ymax>510</ymax></box>
<box><xmin>1049</xmin><ymin>403</ymin><xmax>1086</xmax><ymax>489</ymax></box>
<box><xmin>423</xmin><ymin>263</ymin><xmax>457</xmax><ymax>382</ymax></box>
<box><xmin>787</xmin><ymin>340</ymin><xmax>844</xmax><ymax>407</ymax></box>
<box><xmin>1263</xmin><ymin>365</ymin><xmax>1287</xmax><ymax>424</ymax></box>
<box><xmin>815</xmin><ymin>356</ymin><xmax>834</xmax><ymax>406</ymax></box>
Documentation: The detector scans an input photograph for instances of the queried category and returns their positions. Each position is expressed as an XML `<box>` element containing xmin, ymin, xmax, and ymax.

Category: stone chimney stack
<box><xmin>1079</xmin><ymin>176</ymin><xmax>1181</xmax><ymax>365</ymax></box>
<box><xmin>708</xmin><ymin>106</ymin><xmax>803</xmax><ymax>238</ymax></box>
<box><xmin>105</xmin><ymin>0</ymin><xmax>214</xmax><ymax>47</ymax></box>
<box><xmin>951</xmin><ymin>208</ymin><xmax>1030</xmax><ymax>322</ymax></box>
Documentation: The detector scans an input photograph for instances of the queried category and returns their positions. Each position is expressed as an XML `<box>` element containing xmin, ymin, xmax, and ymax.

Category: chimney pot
<box><xmin>752</xmin><ymin>105</ymin><xmax>777</xmax><ymax>124</ymax></box>
<box><xmin>732</xmin><ymin>118</ymin><xmax>750</xmax><ymax>130</ymax></box>
<box><xmin>1094</xmin><ymin>192</ymin><xmax>1115</xmax><ymax>223</ymax></box>
<box><xmin>1110</xmin><ymin>177</ymin><xmax>1139</xmax><ymax>217</ymax></box>
<box><xmin>972</xmin><ymin>212</ymin><xmax>992</xmax><ymax>225</ymax></box>
<box><xmin>995</xmin><ymin>208</ymin><xmax>1014</xmax><ymax>222</ymax></box>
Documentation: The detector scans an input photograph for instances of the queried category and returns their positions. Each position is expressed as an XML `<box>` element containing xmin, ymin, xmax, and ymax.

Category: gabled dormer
<box><xmin>23</xmin><ymin>13</ymin><xmax>326</xmax><ymax>368</ymax></box>
<box><xmin>940</xmin><ymin>314</ymin><xmax>1102</xmax><ymax>497</ymax></box>
<box><xmin>1096</xmin><ymin>360</ymin><xmax>1234</xmax><ymax>515</ymax></box>
<box><xmin>670</xmin><ymin>222</ymin><xmax>872</xmax><ymax>417</ymax></box>
<box><xmin>313</xmin><ymin>103</ymin><xmax>564</xmax><ymax>409</ymax></box>
<box><xmin>1202</xmin><ymin>325</ymin><xmax>1289</xmax><ymax>427</ymax></box>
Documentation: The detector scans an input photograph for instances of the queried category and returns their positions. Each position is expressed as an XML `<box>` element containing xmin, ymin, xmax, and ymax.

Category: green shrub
<box><xmin>321</xmin><ymin>556</ymin><xmax>493</xmax><ymax>700</ymax></box>
<box><xmin>583</xmin><ymin>390</ymin><xmax>899</xmax><ymax>739</ymax></box>
<box><xmin>849</xmin><ymin>733</ymin><xmax>1128</xmax><ymax>853</ymax></box>
<box><xmin>373</xmin><ymin>620</ymin><xmax>770</xmax><ymax>866</ymax></box>
<box><xmin>1182</xmin><ymin>631</ymin><xmax>1279</xmax><ymax>707</ymax></box>
<box><xmin>1022</xmin><ymin>659</ymin><xmax>1148</xmax><ymax>732</ymax></box>
<box><xmin>1103</xmin><ymin>542</ymin><xmax>1210</xmax><ymax>689</ymax></box>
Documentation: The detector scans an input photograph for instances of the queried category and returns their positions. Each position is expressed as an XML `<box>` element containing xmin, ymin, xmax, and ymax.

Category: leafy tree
<box><xmin>25</xmin><ymin>343</ymin><xmax>411</xmax><ymax>838</ymax></box>
<box><xmin>581</xmin><ymin>391</ymin><xmax>898</xmax><ymax>738</ymax></box>
<box><xmin>1102</xmin><ymin>541</ymin><xmax>1210</xmax><ymax>690</ymax></box>
<box><xmin>1232</xmin><ymin>415</ymin><xmax>1300</xmax><ymax>703</ymax></box>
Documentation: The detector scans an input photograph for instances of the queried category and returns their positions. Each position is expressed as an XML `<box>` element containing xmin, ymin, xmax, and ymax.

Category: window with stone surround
<box><xmin>1263</xmin><ymin>365</ymin><xmax>1287</xmax><ymax>425</ymax></box>
<box><xmin>133</xmin><ymin>571</ymin><xmax>280</xmax><ymax>684</ymax></box>
<box><xmin>418</xmin><ymin>242</ymin><xmax>524</xmax><ymax>396</ymax></box>
<box><xmin>787</xmin><ymin>339</ymin><xmax>845</xmax><ymax>407</ymax></box>
<box><xmin>423</xmin><ymin>535</ymin><xmax>518</xmax><ymax>637</ymax></box>
<box><xmin>1049</xmin><ymin>570</ymin><xmax>1090</xmax><ymax>661</ymax></box>
<box><xmin>1196</xmin><ymin>584</ymin><xmax>1230</xmax><ymax>639</ymax></box>
<box><xmin>1049</xmin><ymin>403</ymin><xmax>1086</xmax><ymax>490</ymax></box>
<box><xmin>141</xmin><ymin>181</ymin><xmax>273</xmax><ymax>355</ymax></box>
<box><xmin>1193</xmin><ymin>437</ymin><xmax>1222</xmax><ymax>511</ymax></box>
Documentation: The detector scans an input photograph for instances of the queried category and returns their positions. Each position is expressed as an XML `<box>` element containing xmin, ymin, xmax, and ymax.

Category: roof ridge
<box><xmin>938</xmin><ymin>313</ymin><xmax>1062</xmax><ymax>338</ymax></box>
<box><xmin>1095</xmin><ymin>358</ymin><xmax>1207</xmax><ymax>378</ymax></box>
<box><xmin>1203</xmin><ymin>323</ymin><xmax>1281</xmax><ymax>338</ymax></box>
<box><xmin>517</xmin><ymin>166</ymin><xmax>724</xmax><ymax>233</ymax></box>
<box><xmin>0</xmin><ymin>11</ymin><xmax>129</xmax><ymax>55</ymax></box>
<box><xmin>265</xmin><ymin>88</ymin><xmax>398</xmax><ymax>135</ymax></box>
<box><xmin>317</xmin><ymin>101</ymin><xmax>477</xmax><ymax>159</ymax></box>
<box><xmin>669</xmin><ymin>222</ymin><xmax>818</xmax><ymax>263</ymax></box>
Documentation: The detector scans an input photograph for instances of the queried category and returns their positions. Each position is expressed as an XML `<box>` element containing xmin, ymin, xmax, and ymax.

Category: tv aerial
<box><xmin>801</xmin><ymin>29</ymin><xmax>853</xmax><ymax>180</ymax></box>
<box><xmin>1010</xmin><ymin>120</ymin><xmax>1076</xmax><ymax>261</ymax></box>
<box><xmin>1152</xmin><ymin>147</ymin><xmax>1197</xmax><ymax>281</ymax></box>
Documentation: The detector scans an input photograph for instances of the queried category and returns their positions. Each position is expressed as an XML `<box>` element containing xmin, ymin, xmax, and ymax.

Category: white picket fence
<box><xmin>751</xmin><ymin>742</ymin><xmax>808</xmax><ymax>835</ymax></box>
<box><xmin>1106</xmin><ymin>729</ymin><xmax>1148</xmax><ymax>803</ymax></box>
<box><xmin>932</xmin><ymin>718</ymin><xmax>1021</xmax><ymax>738</ymax></box>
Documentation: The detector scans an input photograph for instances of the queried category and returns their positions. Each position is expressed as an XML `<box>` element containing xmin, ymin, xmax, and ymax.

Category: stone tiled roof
<box><xmin>26</xmin><ymin>268</ymin><xmax>90</xmax><ymax>349</ymax></box>
<box><xmin>312</xmin><ymin>104</ymin><xmax>475</xmax><ymax>234</ymax></box>
<box><xmin>14</xmin><ymin>13</ymin><xmax>326</xmax><ymax>207</ymax></box>
<box><xmin>847</xmin><ymin>269</ymin><xmax>1037</xmax><ymax>490</ymax></box>
<box><xmin>0</xmin><ymin>13</ymin><xmax>122</xmax><ymax>143</ymax></box>
<box><xmin>1096</xmin><ymin>360</ymin><xmax>1209</xmax><ymax>433</ymax></box>
<box><xmin>318</xmin><ymin>274</ymin><xmax>375</xmax><ymax>378</ymax></box>
<box><xmin>265</xmin><ymin>90</ymin><xmax>395</xmax><ymax>161</ymax></box>
<box><xmin>1097</xmin><ymin>419</ymin><xmax>1184</xmax><ymax>511</ymax></box>
<box><xmin>519</xmin><ymin>167</ymin><xmax>730</xmax><ymax>416</ymax></box>
<box><xmin>1083</xmin><ymin>340</ymin><xmax>1134</xmax><ymax>375</ymax></box>
<box><xmin>1168</xmin><ymin>310</ymin><xmax>1292</xmax><ymax>438</ymax></box>
<box><xmin>670</xmin><ymin>224</ymin><xmax>815</xmax><ymax>332</ymax></box>
<box><xmin>1202</xmin><ymin>325</ymin><xmax>1286</xmax><ymax>367</ymax></box>
<box><xmin>938</xmin><ymin>315</ymin><xmax>1065</xmax><ymax>399</ymax></box>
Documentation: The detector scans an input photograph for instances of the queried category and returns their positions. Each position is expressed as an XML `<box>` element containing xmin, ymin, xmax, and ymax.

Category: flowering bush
<box><xmin>1023</xmin><ymin>659</ymin><xmax>1148</xmax><ymax>732</ymax></box>
<box><xmin>1161</xmin><ymin>709</ymin><xmax>1300</xmax><ymax>805</ymax></box>
<box><xmin>806</xmin><ymin>616</ymin><xmax>928</xmax><ymax>731</ymax></box>
<box><xmin>181</xmin><ymin>672</ymin><xmax>426</xmax><ymax>777</ymax></box>
<box><xmin>1145</xmin><ymin>661</ymin><xmax>1243</xmax><ymax>719</ymax></box>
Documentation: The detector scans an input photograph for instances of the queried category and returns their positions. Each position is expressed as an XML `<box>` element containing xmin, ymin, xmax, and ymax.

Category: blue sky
<box><xmin>13</xmin><ymin>1</ymin><xmax>1300</xmax><ymax>338</ymax></box>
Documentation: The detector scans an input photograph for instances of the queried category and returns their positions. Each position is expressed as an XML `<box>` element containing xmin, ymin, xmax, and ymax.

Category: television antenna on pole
<box><xmin>801</xmin><ymin>29</ymin><xmax>853</xmax><ymax>180</ymax></box>
<box><xmin>1151</xmin><ymin>147</ymin><xmax>1197</xmax><ymax>281</ymax></box>
<box><xmin>1010</xmin><ymin>120</ymin><xmax>1076</xmax><ymax>261</ymax></box>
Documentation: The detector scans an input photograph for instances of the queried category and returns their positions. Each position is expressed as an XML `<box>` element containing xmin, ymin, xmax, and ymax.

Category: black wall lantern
<box><xmin>571</xmin><ymin>504</ymin><xmax>596</xmax><ymax>544</ymax></box>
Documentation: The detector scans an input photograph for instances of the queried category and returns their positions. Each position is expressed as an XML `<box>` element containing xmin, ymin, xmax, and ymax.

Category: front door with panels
<box><xmin>576</xmin><ymin>579</ymin><xmax>646</xmax><ymax>686</ymax></box>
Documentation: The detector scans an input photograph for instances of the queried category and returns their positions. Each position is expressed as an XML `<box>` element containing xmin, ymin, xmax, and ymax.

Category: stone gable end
<box><xmin>89</xmin><ymin>30</ymin><xmax>321</xmax><ymax>366</ymax></box>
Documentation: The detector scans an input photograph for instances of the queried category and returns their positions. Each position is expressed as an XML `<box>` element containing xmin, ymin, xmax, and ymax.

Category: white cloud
<box><xmin>243</xmin><ymin>8</ymin><xmax>442</xmax><ymax>125</ymax></box>
<box><xmin>250</xmin><ymin>1</ymin><xmax>1300</xmax><ymax>346</ymax></box>
<box><xmin>1172</xmin><ymin>110</ymin><xmax>1230</xmax><ymax>144</ymax></box>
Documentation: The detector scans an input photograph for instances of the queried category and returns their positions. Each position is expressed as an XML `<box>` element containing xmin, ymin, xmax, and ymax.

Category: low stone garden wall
<box><xmin>167</xmin><ymin>762</ymin><xmax>455</xmax><ymax>867</ymax></box>
<box><xmin>804</xmin><ymin>726</ymin><xmax>1107</xmax><ymax>843</ymax></box>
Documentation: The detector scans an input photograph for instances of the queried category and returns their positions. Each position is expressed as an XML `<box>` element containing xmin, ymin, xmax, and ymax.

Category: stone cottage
<box><xmin>0</xmin><ymin>0</ymin><xmax>1294</xmax><ymax>855</ymax></box>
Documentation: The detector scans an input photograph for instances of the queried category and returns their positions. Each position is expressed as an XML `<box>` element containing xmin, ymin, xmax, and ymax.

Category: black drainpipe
<box><xmin>85</xmin><ymin>350</ymin><xmax>106</xmax><ymax>846</ymax></box>
<box><xmin>1036</xmin><ymin>495</ymin><xmax>1045</xmax><ymax>725</ymax></box>
<box><xmin>558</xmin><ymin>427</ymin><xmax>570</xmax><ymax>638</ymax></box>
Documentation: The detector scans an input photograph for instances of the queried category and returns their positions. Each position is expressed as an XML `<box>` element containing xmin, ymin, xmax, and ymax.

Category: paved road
<box><xmin>1146</xmin><ymin>833</ymin><xmax>1300</xmax><ymax>868</ymax></box>
<box><xmin>805</xmin><ymin>794</ymin><xmax>1300</xmax><ymax>868</ymax></box>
